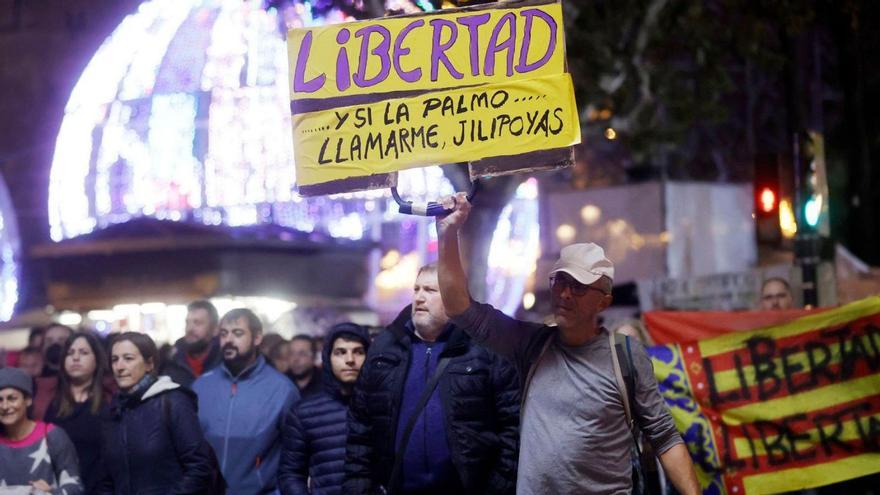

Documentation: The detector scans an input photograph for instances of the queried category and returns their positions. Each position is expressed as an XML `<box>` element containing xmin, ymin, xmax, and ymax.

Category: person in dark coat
<box><xmin>279</xmin><ymin>323</ymin><xmax>371</xmax><ymax>495</ymax></box>
<box><xmin>161</xmin><ymin>300</ymin><xmax>223</xmax><ymax>388</ymax></box>
<box><xmin>41</xmin><ymin>324</ymin><xmax>73</xmax><ymax>378</ymax></box>
<box><xmin>31</xmin><ymin>325</ymin><xmax>74</xmax><ymax>420</ymax></box>
<box><xmin>45</xmin><ymin>331</ymin><xmax>115</xmax><ymax>493</ymax></box>
<box><xmin>97</xmin><ymin>332</ymin><xmax>219</xmax><ymax>495</ymax></box>
<box><xmin>286</xmin><ymin>335</ymin><xmax>323</xmax><ymax>399</ymax></box>
<box><xmin>345</xmin><ymin>263</ymin><xmax>520</xmax><ymax>495</ymax></box>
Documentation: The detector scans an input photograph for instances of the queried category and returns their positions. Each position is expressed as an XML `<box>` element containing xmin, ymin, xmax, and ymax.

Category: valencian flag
<box><xmin>645</xmin><ymin>296</ymin><xmax>880</xmax><ymax>495</ymax></box>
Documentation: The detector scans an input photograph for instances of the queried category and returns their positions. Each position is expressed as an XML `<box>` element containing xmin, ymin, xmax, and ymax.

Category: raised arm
<box><xmin>436</xmin><ymin>192</ymin><xmax>473</xmax><ymax>317</ymax></box>
<box><xmin>436</xmin><ymin>194</ymin><xmax>544</xmax><ymax>362</ymax></box>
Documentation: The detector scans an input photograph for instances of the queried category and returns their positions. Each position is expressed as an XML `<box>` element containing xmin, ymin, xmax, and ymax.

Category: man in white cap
<box><xmin>435</xmin><ymin>193</ymin><xmax>700</xmax><ymax>495</ymax></box>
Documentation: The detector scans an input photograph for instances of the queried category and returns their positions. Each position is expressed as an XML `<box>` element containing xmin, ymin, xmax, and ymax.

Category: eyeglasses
<box><xmin>549</xmin><ymin>275</ymin><xmax>609</xmax><ymax>297</ymax></box>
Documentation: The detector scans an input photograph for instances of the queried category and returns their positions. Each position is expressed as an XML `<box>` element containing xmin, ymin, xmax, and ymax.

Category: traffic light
<box><xmin>754</xmin><ymin>154</ymin><xmax>780</xmax><ymax>217</ymax></box>
<box><xmin>754</xmin><ymin>154</ymin><xmax>783</xmax><ymax>244</ymax></box>
<box><xmin>796</xmin><ymin>131</ymin><xmax>830</xmax><ymax>235</ymax></box>
<box><xmin>804</xmin><ymin>195</ymin><xmax>821</xmax><ymax>228</ymax></box>
<box><xmin>759</xmin><ymin>187</ymin><xmax>777</xmax><ymax>214</ymax></box>
<box><xmin>778</xmin><ymin>198</ymin><xmax>797</xmax><ymax>239</ymax></box>
<box><xmin>791</xmin><ymin>131</ymin><xmax>834</xmax><ymax>308</ymax></box>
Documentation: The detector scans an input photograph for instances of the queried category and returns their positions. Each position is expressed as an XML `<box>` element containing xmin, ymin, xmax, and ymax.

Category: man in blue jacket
<box><xmin>193</xmin><ymin>308</ymin><xmax>299</xmax><ymax>494</ymax></box>
<box><xmin>279</xmin><ymin>322</ymin><xmax>371</xmax><ymax>495</ymax></box>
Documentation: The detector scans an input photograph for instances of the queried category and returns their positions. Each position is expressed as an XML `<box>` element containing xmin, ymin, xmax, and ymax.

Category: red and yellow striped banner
<box><xmin>647</xmin><ymin>296</ymin><xmax>880</xmax><ymax>495</ymax></box>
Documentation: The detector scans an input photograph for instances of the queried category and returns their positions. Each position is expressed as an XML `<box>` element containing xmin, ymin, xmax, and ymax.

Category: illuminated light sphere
<box><xmin>759</xmin><ymin>187</ymin><xmax>776</xmax><ymax>213</ymax></box>
<box><xmin>48</xmin><ymin>0</ymin><xmax>540</xmax><ymax>314</ymax></box>
<box><xmin>604</xmin><ymin>128</ymin><xmax>617</xmax><ymax>140</ymax></box>
<box><xmin>0</xmin><ymin>175</ymin><xmax>20</xmax><ymax>322</ymax></box>
<box><xmin>49</xmin><ymin>0</ymin><xmax>440</xmax><ymax>243</ymax></box>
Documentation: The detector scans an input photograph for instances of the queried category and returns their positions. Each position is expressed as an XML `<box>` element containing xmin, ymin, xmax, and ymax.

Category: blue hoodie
<box><xmin>193</xmin><ymin>355</ymin><xmax>299</xmax><ymax>494</ymax></box>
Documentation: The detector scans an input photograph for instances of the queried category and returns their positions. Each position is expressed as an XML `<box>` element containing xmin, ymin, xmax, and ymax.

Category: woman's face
<box><xmin>111</xmin><ymin>340</ymin><xmax>152</xmax><ymax>390</ymax></box>
<box><xmin>0</xmin><ymin>387</ymin><xmax>30</xmax><ymax>429</ymax></box>
<box><xmin>65</xmin><ymin>336</ymin><xmax>97</xmax><ymax>383</ymax></box>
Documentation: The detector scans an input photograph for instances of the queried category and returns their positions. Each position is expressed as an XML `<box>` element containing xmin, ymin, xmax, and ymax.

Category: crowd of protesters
<box><xmin>0</xmin><ymin>196</ymin><xmax>714</xmax><ymax>494</ymax></box>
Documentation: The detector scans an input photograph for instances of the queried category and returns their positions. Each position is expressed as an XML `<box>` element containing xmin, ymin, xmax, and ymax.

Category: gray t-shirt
<box><xmin>452</xmin><ymin>302</ymin><xmax>682</xmax><ymax>495</ymax></box>
<box><xmin>518</xmin><ymin>332</ymin><xmax>644</xmax><ymax>494</ymax></box>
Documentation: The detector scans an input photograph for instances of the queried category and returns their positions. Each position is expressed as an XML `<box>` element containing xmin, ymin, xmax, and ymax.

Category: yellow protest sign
<box><xmin>286</xmin><ymin>0</ymin><xmax>579</xmax><ymax>195</ymax></box>
<box><xmin>292</xmin><ymin>73</ymin><xmax>580</xmax><ymax>187</ymax></box>
<box><xmin>288</xmin><ymin>3</ymin><xmax>565</xmax><ymax>100</ymax></box>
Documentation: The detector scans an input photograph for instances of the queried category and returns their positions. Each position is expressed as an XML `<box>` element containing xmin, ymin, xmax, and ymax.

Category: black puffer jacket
<box><xmin>279</xmin><ymin>323</ymin><xmax>371</xmax><ymax>495</ymax></box>
<box><xmin>344</xmin><ymin>306</ymin><xmax>520</xmax><ymax>495</ymax></box>
<box><xmin>97</xmin><ymin>376</ymin><xmax>218</xmax><ymax>495</ymax></box>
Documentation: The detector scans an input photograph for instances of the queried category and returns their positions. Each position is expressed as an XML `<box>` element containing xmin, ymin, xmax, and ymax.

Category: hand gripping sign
<box><xmin>287</xmin><ymin>0</ymin><xmax>580</xmax><ymax>214</ymax></box>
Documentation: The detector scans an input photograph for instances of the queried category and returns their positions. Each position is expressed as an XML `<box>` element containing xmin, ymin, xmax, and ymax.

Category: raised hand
<box><xmin>436</xmin><ymin>192</ymin><xmax>471</xmax><ymax>237</ymax></box>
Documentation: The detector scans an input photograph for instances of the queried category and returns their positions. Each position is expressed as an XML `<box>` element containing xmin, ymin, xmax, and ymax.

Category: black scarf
<box><xmin>111</xmin><ymin>374</ymin><xmax>157</xmax><ymax>417</ymax></box>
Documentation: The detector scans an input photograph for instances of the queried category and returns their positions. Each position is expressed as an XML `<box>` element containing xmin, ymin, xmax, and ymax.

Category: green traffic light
<box><xmin>804</xmin><ymin>195</ymin><xmax>820</xmax><ymax>227</ymax></box>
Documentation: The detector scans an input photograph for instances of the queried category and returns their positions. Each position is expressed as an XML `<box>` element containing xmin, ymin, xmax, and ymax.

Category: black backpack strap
<box><xmin>617</xmin><ymin>334</ymin><xmax>664</xmax><ymax>495</ymax></box>
<box><xmin>622</xmin><ymin>334</ymin><xmax>638</xmax><ymax>422</ymax></box>
<box><xmin>387</xmin><ymin>356</ymin><xmax>451</xmax><ymax>495</ymax></box>
<box><xmin>611</xmin><ymin>333</ymin><xmax>641</xmax><ymax>451</ymax></box>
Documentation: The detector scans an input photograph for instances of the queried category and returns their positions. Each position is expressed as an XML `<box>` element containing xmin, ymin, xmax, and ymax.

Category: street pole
<box><xmin>792</xmin><ymin>133</ymin><xmax>819</xmax><ymax>307</ymax></box>
<box><xmin>790</xmin><ymin>30</ymin><xmax>834</xmax><ymax>309</ymax></box>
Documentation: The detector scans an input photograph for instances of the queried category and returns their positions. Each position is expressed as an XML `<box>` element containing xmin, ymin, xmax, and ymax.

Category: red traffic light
<box><xmin>758</xmin><ymin>187</ymin><xmax>777</xmax><ymax>213</ymax></box>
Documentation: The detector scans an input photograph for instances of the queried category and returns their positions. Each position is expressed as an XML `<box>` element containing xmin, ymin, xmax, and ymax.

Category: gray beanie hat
<box><xmin>0</xmin><ymin>367</ymin><xmax>33</xmax><ymax>397</ymax></box>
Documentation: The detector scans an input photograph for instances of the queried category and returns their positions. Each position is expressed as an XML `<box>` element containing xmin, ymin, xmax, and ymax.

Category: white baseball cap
<box><xmin>550</xmin><ymin>243</ymin><xmax>614</xmax><ymax>285</ymax></box>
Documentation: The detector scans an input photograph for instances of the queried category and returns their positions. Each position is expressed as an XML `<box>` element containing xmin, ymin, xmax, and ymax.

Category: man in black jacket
<box><xmin>345</xmin><ymin>263</ymin><xmax>520</xmax><ymax>495</ymax></box>
<box><xmin>161</xmin><ymin>300</ymin><xmax>223</xmax><ymax>388</ymax></box>
<box><xmin>279</xmin><ymin>322</ymin><xmax>371</xmax><ymax>495</ymax></box>
<box><xmin>287</xmin><ymin>334</ymin><xmax>323</xmax><ymax>399</ymax></box>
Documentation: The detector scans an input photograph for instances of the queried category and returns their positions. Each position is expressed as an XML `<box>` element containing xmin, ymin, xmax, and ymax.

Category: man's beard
<box><xmin>185</xmin><ymin>337</ymin><xmax>211</xmax><ymax>355</ymax></box>
<box><xmin>288</xmin><ymin>368</ymin><xmax>313</xmax><ymax>381</ymax></box>
<box><xmin>44</xmin><ymin>343</ymin><xmax>64</xmax><ymax>369</ymax></box>
<box><xmin>223</xmin><ymin>345</ymin><xmax>256</xmax><ymax>376</ymax></box>
<box><xmin>412</xmin><ymin>311</ymin><xmax>447</xmax><ymax>338</ymax></box>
